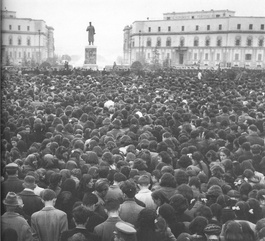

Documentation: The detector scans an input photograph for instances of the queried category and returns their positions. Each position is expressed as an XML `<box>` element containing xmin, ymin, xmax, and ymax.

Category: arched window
<box><xmin>205</xmin><ymin>36</ymin><xmax>210</xmax><ymax>46</ymax></box>
<box><xmin>27</xmin><ymin>37</ymin><xmax>31</xmax><ymax>46</ymax></box>
<box><xmin>9</xmin><ymin>36</ymin><xmax>13</xmax><ymax>45</ymax></box>
<box><xmin>146</xmin><ymin>37</ymin><xmax>151</xmax><ymax>47</ymax></box>
<box><xmin>247</xmin><ymin>36</ymin><xmax>252</xmax><ymax>46</ymax></box>
<box><xmin>180</xmin><ymin>37</ymin><xmax>185</xmax><ymax>47</ymax></box>
<box><xmin>258</xmin><ymin>36</ymin><xmax>264</xmax><ymax>47</ymax></box>
<box><xmin>194</xmin><ymin>37</ymin><xmax>199</xmax><ymax>47</ymax></box>
<box><xmin>235</xmin><ymin>36</ymin><xmax>241</xmax><ymax>46</ymax></box>
<box><xmin>166</xmin><ymin>37</ymin><xmax>171</xmax><ymax>47</ymax></box>
<box><xmin>217</xmin><ymin>36</ymin><xmax>222</xmax><ymax>47</ymax></box>
<box><xmin>157</xmin><ymin>37</ymin><xmax>161</xmax><ymax>47</ymax></box>
<box><xmin>18</xmin><ymin>36</ymin><xmax>22</xmax><ymax>45</ymax></box>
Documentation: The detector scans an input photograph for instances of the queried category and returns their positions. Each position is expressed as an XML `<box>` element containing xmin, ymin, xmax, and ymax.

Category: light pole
<box><xmin>139</xmin><ymin>30</ymin><xmax>141</xmax><ymax>61</ymax></box>
<box><xmin>38</xmin><ymin>30</ymin><xmax>40</xmax><ymax>64</ymax></box>
<box><xmin>129</xmin><ymin>37</ymin><xmax>132</xmax><ymax>65</ymax></box>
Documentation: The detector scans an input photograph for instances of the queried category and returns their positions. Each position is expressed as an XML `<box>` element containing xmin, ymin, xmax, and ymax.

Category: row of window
<box><xmin>144</xmin><ymin>52</ymin><xmax>263</xmax><ymax>62</ymax></box>
<box><xmin>9</xmin><ymin>37</ymin><xmax>31</xmax><ymax>46</ymax></box>
<box><xmin>147</xmin><ymin>24</ymin><xmax>265</xmax><ymax>32</ymax></box>
<box><xmin>192</xmin><ymin>53</ymin><xmax>263</xmax><ymax>61</ymax></box>
<box><xmin>9</xmin><ymin>51</ymin><xmax>31</xmax><ymax>58</ymax></box>
<box><xmin>9</xmin><ymin>25</ymin><xmax>30</xmax><ymax>31</ymax></box>
<box><xmin>143</xmin><ymin>36</ymin><xmax>264</xmax><ymax>47</ymax></box>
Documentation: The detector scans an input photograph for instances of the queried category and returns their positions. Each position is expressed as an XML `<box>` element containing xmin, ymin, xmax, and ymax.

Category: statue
<box><xmin>86</xmin><ymin>22</ymin><xmax>95</xmax><ymax>45</ymax></box>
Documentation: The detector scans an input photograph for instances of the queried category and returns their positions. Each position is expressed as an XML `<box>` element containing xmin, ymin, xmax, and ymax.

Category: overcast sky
<box><xmin>3</xmin><ymin>0</ymin><xmax>265</xmax><ymax>67</ymax></box>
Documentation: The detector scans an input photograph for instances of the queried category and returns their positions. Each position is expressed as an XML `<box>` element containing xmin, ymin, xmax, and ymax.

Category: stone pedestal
<box><xmin>83</xmin><ymin>45</ymin><xmax>98</xmax><ymax>69</ymax></box>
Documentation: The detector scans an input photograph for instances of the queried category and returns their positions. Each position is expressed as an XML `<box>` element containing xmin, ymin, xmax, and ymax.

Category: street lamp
<box><xmin>139</xmin><ymin>30</ymin><xmax>141</xmax><ymax>61</ymax></box>
<box><xmin>38</xmin><ymin>30</ymin><xmax>40</xmax><ymax>64</ymax></box>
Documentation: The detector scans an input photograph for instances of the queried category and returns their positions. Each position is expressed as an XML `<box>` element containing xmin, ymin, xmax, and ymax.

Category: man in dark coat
<box><xmin>18</xmin><ymin>175</ymin><xmax>44</xmax><ymax>218</ymax></box>
<box><xmin>1</xmin><ymin>163</ymin><xmax>24</xmax><ymax>197</ymax></box>
<box><xmin>1</xmin><ymin>163</ymin><xmax>24</xmax><ymax>214</ymax></box>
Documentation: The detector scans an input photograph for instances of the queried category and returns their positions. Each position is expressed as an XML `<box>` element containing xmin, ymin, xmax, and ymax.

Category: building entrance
<box><xmin>179</xmin><ymin>53</ymin><xmax>184</xmax><ymax>64</ymax></box>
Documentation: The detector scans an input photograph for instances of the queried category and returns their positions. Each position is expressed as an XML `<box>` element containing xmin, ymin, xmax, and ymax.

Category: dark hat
<box><xmin>115</xmin><ymin>222</ymin><xmax>136</xmax><ymax>235</ymax></box>
<box><xmin>3</xmin><ymin>192</ymin><xmax>19</xmax><ymax>206</ymax></box>
<box><xmin>204</xmin><ymin>224</ymin><xmax>222</xmax><ymax>235</ymax></box>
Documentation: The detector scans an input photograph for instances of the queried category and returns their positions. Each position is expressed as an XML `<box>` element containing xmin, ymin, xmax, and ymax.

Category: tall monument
<box><xmin>84</xmin><ymin>22</ymin><xmax>98</xmax><ymax>69</ymax></box>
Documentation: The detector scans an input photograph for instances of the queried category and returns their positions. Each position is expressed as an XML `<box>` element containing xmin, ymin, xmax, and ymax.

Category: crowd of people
<box><xmin>1</xmin><ymin>66</ymin><xmax>265</xmax><ymax>241</ymax></box>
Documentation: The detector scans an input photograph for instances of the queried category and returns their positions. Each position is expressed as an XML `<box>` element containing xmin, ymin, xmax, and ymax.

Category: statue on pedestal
<box><xmin>86</xmin><ymin>22</ymin><xmax>95</xmax><ymax>45</ymax></box>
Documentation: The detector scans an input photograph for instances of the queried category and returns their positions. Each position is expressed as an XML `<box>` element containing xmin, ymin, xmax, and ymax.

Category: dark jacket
<box><xmin>61</xmin><ymin>227</ymin><xmax>100</xmax><ymax>241</ymax></box>
<box><xmin>18</xmin><ymin>189</ymin><xmax>44</xmax><ymax>217</ymax></box>
<box><xmin>1</xmin><ymin>176</ymin><xmax>24</xmax><ymax>198</ymax></box>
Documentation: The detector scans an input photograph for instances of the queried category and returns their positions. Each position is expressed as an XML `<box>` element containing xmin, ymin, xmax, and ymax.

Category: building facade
<box><xmin>123</xmin><ymin>10</ymin><xmax>265</xmax><ymax>68</ymax></box>
<box><xmin>1</xmin><ymin>10</ymin><xmax>55</xmax><ymax>66</ymax></box>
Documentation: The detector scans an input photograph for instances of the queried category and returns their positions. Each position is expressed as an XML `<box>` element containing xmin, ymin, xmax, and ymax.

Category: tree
<box><xmin>131</xmin><ymin>61</ymin><xmax>143</xmax><ymax>74</ymax></box>
<box><xmin>61</xmin><ymin>54</ymin><xmax>71</xmax><ymax>62</ymax></box>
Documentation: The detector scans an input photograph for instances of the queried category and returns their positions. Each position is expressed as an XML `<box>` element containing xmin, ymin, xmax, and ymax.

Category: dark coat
<box><xmin>18</xmin><ymin>189</ymin><xmax>44</xmax><ymax>217</ymax></box>
<box><xmin>61</xmin><ymin>227</ymin><xmax>100</xmax><ymax>241</ymax></box>
<box><xmin>1</xmin><ymin>176</ymin><xmax>24</xmax><ymax>197</ymax></box>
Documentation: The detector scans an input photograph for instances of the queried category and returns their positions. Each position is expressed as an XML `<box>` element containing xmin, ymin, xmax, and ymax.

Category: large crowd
<box><xmin>1</xmin><ymin>66</ymin><xmax>265</xmax><ymax>241</ymax></box>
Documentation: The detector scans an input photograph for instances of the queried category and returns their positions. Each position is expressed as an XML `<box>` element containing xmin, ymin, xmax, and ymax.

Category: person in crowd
<box><xmin>135</xmin><ymin>175</ymin><xmax>156</xmax><ymax>209</ymax></box>
<box><xmin>94</xmin><ymin>198</ymin><xmax>124</xmax><ymax>241</ymax></box>
<box><xmin>82</xmin><ymin>193</ymin><xmax>106</xmax><ymax>232</ymax></box>
<box><xmin>1</xmin><ymin>192</ymin><xmax>33</xmax><ymax>241</ymax></box>
<box><xmin>18</xmin><ymin>175</ymin><xmax>44</xmax><ymax>218</ymax></box>
<box><xmin>119</xmin><ymin>179</ymin><xmax>144</xmax><ymax>226</ymax></box>
<box><xmin>48</xmin><ymin>173</ymin><xmax>62</xmax><ymax>197</ymax></box>
<box><xmin>135</xmin><ymin>208</ymin><xmax>176</xmax><ymax>241</ymax></box>
<box><xmin>31</xmin><ymin>189</ymin><xmax>68</xmax><ymax>241</ymax></box>
<box><xmin>55</xmin><ymin>178</ymin><xmax>80</xmax><ymax>227</ymax></box>
<box><xmin>60</xmin><ymin>205</ymin><xmax>100</xmax><ymax>241</ymax></box>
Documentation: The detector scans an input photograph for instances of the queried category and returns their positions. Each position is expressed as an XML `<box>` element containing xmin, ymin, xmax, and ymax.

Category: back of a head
<box><xmin>104</xmin><ymin>198</ymin><xmax>120</xmax><ymax>212</ymax></box>
<box><xmin>72</xmin><ymin>205</ymin><xmax>91</xmax><ymax>225</ymax></box>
<box><xmin>40</xmin><ymin>189</ymin><xmax>56</xmax><ymax>201</ymax></box>
<box><xmin>120</xmin><ymin>180</ymin><xmax>137</xmax><ymax>198</ymax></box>
<box><xmin>138</xmin><ymin>175</ymin><xmax>150</xmax><ymax>186</ymax></box>
<box><xmin>82</xmin><ymin>193</ymin><xmax>98</xmax><ymax>206</ymax></box>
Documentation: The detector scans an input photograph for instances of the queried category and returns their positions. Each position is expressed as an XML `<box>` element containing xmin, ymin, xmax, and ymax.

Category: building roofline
<box><xmin>3</xmin><ymin>16</ymin><xmax>46</xmax><ymax>22</ymax></box>
<box><xmin>132</xmin><ymin>15</ymin><xmax>265</xmax><ymax>24</ymax></box>
<box><xmin>163</xmin><ymin>9</ymin><xmax>235</xmax><ymax>15</ymax></box>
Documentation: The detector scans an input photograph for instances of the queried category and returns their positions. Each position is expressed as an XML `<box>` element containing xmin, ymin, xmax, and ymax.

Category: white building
<box><xmin>123</xmin><ymin>10</ymin><xmax>265</xmax><ymax>68</ymax></box>
<box><xmin>1</xmin><ymin>10</ymin><xmax>55</xmax><ymax>66</ymax></box>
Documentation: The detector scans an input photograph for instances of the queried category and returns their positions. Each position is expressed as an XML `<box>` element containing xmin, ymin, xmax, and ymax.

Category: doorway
<box><xmin>179</xmin><ymin>53</ymin><xmax>184</xmax><ymax>64</ymax></box>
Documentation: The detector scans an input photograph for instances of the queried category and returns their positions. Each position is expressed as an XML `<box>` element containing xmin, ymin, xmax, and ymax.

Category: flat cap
<box><xmin>116</xmin><ymin>222</ymin><xmax>136</xmax><ymax>234</ymax></box>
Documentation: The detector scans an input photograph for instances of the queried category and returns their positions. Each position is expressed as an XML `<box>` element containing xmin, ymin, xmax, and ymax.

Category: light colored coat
<box><xmin>2</xmin><ymin>212</ymin><xmax>33</xmax><ymax>241</ymax></box>
<box><xmin>31</xmin><ymin>206</ymin><xmax>68</xmax><ymax>241</ymax></box>
<box><xmin>119</xmin><ymin>199</ymin><xmax>144</xmax><ymax>226</ymax></box>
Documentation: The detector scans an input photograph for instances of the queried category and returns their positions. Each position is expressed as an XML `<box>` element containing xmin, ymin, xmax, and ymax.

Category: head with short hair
<box><xmin>104</xmin><ymin>198</ymin><xmax>120</xmax><ymax>212</ymax></box>
<box><xmin>82</xmin><ymin>193</ymin><xmax>98</xmax><ymax>208</ymax></box>
<box><xmin>40</xmin><ymin>189</ymin><xmax>56</xmax><ymax>201</ymax></box>
<box><xmin>137</xmin><ymin>175</ymin><xmax>150</xmax><ymax>186</ymax></box>
<box><xmin>120</xmin><ymin>180</ymin><xmax>137</xmax><ymax>198</ymax></box>
<box><xmin>72</xmin><ymin>205</ymin><xmax>91</xmax><ymax>225</ymax></box>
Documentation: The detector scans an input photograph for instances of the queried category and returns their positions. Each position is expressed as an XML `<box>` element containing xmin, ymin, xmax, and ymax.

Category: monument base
<box><xmin>83</xmin><ymin>64</ymin><xmax>98</xmax><ymax>70</ymax></box>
